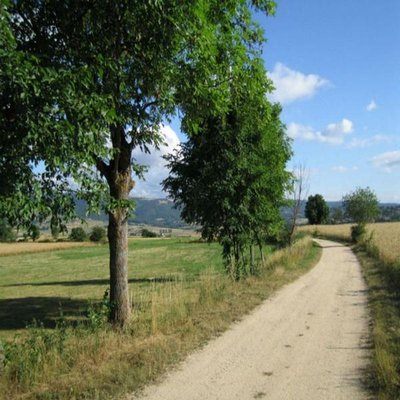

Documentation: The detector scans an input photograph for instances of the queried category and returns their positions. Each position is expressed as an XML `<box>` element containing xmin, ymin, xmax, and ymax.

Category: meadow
<box><xmin>0</xmin><ymin>236</ymin><xmax>320</xmax><ymax>399</ymax></box>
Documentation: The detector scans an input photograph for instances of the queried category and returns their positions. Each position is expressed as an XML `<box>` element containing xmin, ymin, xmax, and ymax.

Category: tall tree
<box><xmin>305</xmin><ymin>194</ymin><xmax>329</xmax><ymax>225</ymax></box>
<box><xmin>164</xmin><ymin>55</ymin><xmax>291</xmax><ymax>279</ymax></box>
<box><xmin>1</xmin><ymin>0</ymin><xmax>277</xmax><ymax>326</ymax></box>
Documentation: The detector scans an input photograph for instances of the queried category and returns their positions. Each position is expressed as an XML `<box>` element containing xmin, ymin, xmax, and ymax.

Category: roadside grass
<box><xmin>355</xmin><ymin>243</ymin><xmax>400</xmax><ymax>399</ymax></box>
<box><xmin>299</xmin><ymin>221</ymin><xmax>400</xmax><ymax>263</ymax></box>
<box><xmin>0</xmin><ymin>237</ymin><xmax>321</xmax><ymax>400</ymax></box>
<box><xmin>300</xmin><ymin>223</ymin><xmax>400</xmax><ymax>399</ymax></box>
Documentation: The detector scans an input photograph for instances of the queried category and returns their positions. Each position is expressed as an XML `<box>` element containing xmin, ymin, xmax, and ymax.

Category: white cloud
<box><xmin>132</xmin><ymin>125</ymin><xmax>180</xmax><ymax>198</ymax></box>
<box><xmin>366</xmin><ymin>100</ymin><xmax>377</xmax><ymax>112</ymax></box>
<box><xmin>332</xmin><ymin>165</ymin><xmax>358</xmax><ymax>173</ymax></box>
<box><xmin>370</xmin><ymin>150</ymin><xmax>400</xmax><ymax>172</ymax></box>
<box><xmin>287</xmin><ymin>118</ymin><xmax>353</xmax><ymax>145</ymax></box>
<box><xmin>269</xmin><ymin>63</ymin><xmax>329</xmax><ymax>104</ymax></box>
<box><xmin>347</xmin><ymin>134</ymin><xmax>393</xmax><ymax>149</ymax></box>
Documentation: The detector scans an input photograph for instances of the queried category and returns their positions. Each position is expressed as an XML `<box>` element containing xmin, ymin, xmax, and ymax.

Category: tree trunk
<box><xmin>107</xmin><ymin>169</ymin><xmax>134</xmax><ymax>328</ymax></box>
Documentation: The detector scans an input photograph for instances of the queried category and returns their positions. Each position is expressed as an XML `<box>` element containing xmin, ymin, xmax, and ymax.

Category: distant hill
<box><xmin>75</xmin><ymin>198</ymin><xmax>400</xmax><ymax>228</ymax></box>
<box><xmin>75</xmin><ymin>198</ymin><xmax>186</xmax><ymax>228</ymax></box>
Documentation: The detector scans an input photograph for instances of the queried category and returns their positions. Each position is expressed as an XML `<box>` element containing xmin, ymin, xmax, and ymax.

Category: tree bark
<box><xmin>107</xmin><ymin>169</ymin><xmax>134</xmax><ymax>328</ymax></box>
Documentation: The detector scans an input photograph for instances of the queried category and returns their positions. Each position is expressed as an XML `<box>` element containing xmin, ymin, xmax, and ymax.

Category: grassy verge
<box><xmin>0</xmin><ymin>237</ymin><xmax>321</xmax><ymax>400</ymax></box>
<box><xmin>353</xmin><ymin>243</ymin><xmax>400</xmax><ymax>399</ymax></box>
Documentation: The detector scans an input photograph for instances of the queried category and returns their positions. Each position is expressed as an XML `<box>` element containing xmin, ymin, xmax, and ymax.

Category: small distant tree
<box><xmin>305</xmin><ymin>194</ymin><xmax>329</xmax><ymax>225</ymax></box>
<box><xmin>343</xmin><ymin>187</ymin><xmax>380</xmax><ymax>242</ymax></box>
<box><xmin>50</xmin><ymin>224</ymin><xmax>60</xmax><ymax>240</ymax></box>
<box><xmin>330</xmin><ymin>208</ymin><xmax>343</xmax><ymax>224</ymax></box>
<box><xmin>0</xmin><ymin>219</ymin><xmax>16</xmax><ymax>242</ymax></box>
<box><xmin>69</xmin><ymin>227</ymin><xmax>88</xmax><ymax>242</ymax></box>
<box><xmin>287</xmin><ymin>164</ymin><xmax>309</xmax><ymax>245</ymax></box>
<box><xmin>141</xmin><ymin>228</ymin><xmax>157</xmax><ymax>238</ymax></box>
<box><xmin>29</xmin><ymin>224</ymin><xmax>40</xmax><ymax>242</ymax></box>
<box><xmin>90</xmin><ymin>226</ymin><xmax>107</xmax><ymax>242</ymax></box>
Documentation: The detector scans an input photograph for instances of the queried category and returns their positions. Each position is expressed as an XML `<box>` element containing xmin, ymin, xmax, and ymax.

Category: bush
<box><xmin>29</xmin><ymin>224</ymin><xmax>40</xmax><ymax>242</ymax></box>
<box><xmin>141</xmin><ymin>228</ymin><xmax>157</xmax><ymax>238</ymax></box>
<box><xmin>50</xmin><ymin>225</ymin><xmax>60</xmax><ymax>240</ymax></box>
<box><xmin>0</xmin><ymin>220</ymin><xmax>16</xmax><ymax>242</ymax></box>
<box><xmin>351</xmin><ymin>224</ymin><xmax>366</xmax><ymax>243</ymax></box>
<box><xmin>89</xmin><ymin>226</ymin><xmax>107</xmax><ymax>242</ymax></box>
<box><xmin>69</xmin><ymin>227</ymin><xmax>88</xmax><ymax>242</ymax></box>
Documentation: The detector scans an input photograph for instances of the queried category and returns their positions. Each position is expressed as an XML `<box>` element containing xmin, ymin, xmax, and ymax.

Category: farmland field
<box><xmin>0</xmin><ymin>237</ymin><xmax>222</xmax><ymax>338</ymax></box>
<box><xmin>299</xmin><ymin>221</ymin><xmax>400</xmax><ymax>263</ymax></box>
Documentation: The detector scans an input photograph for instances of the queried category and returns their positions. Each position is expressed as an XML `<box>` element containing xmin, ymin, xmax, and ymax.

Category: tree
<box><xmin>28</xmin><ymin>224</ymin><xmax>40</xmax><ymax>242</ymax></box>
<box><xmin>164</xmin><ymin>54</ymin><xmax>291</xmax><ymax>279</ymax></box>
<box><xmin>286</xmin><ymin>164</ymin><xmax>309</xmax><ymax>245</ymax></box>
<box><xmin>343</xmin><ymin>187</ymin><xmax>380</xmax><ymax>225</ymax></box>
<box><xmin>305</xmin><ymin>194</ymin><xmax>329</xmax><ymax>225</ymax></box>
<box><xmin>1</xmin><ymin>1</ymin><xmax>277</xmax><ymax>326</ymax></box>
<box><xmin>343</xmin><ymin>187</ymin><xmax>380</xmax><ymax>242</ymax></box>
<box><xmin>330</xmin><ymin>207</ymin><xmax>343</xmax><ymax>224</ymax></box>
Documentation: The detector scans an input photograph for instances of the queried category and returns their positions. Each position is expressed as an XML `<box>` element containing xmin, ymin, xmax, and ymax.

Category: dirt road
<box><xmin>130</xmin><ymin>239</ymin><xmax>371</xmax><ymax>400</ymax></box>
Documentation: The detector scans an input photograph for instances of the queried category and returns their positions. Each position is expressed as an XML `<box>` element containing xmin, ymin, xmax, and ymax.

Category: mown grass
<box><xmin>300</xmin><ymin>223</ymin><xmax>400</xmax><ymax>399</ymax></box>
<box><xmin>0</xmin><ymin>237</ymin><xmax>321</xmax><ymax>400</ymax></box>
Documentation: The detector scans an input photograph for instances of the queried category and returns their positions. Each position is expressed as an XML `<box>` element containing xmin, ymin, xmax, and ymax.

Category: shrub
<box><xmin>29</xmin><ymin>224</ymin><xmax>40</xmax><ymax>242</ymax></box>
<box><xmin>141</xmin><ymin>228</ymin><xmax>157</xmax><ymax>238</ymax></box>
<box><xmin>69</xmin><ymin>227</ymin><xmax>88</xmax><ymax>242</ymax></box>
<box><xmin>0</xmin><ymin>220</ymin><xmax>16</xmax><ymax>242</ymax></box>
<box><xmin>351</xmin><ymin>224</ymin><xmax>366</xmax><ymax>243</ymax></box>
<box><xmin>89</xmin><ymin>226</ymin><xmax>107</xmax><ymax>242</ymax></box>
<box><xmin>50</xmin><ymin>224</ymin><xmax>60</xmax><ymax>240</ymax></box>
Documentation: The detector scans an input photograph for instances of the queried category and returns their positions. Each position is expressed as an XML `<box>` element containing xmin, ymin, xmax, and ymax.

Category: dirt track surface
<box><xmin>130</xmin><ymin>239</ymin><xmax>371</xmax><ymax>400</ymax></box>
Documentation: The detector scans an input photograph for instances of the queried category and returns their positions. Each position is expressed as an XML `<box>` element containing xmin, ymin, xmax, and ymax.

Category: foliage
<box><xmin>69</xmin><ymin>227</ymin><xmax>88</xmax><ymax>242</ymax></box>
<box><xmin>50</xmin><ymin>225</ymin><xmax>60</xmax><ymax>240</ymax></box>
<box><xmin>286</xmin><ymin>164</ymin><xmax>309</xmax><ymax>245</ymax></box>
<box><xmin>343</xmin><ymin>187</ymin><xmax>380</xmax><ymax>225</ymax></box>
<box><xmin>89</xmin><ymin>226</ymin><xmax>106</xmax><ymax>242</ymax></box>
<box><xmin>0</xmin><ymin>219</ymin><xmax>16</xmax><ymax>242</ymax></box>
<box><xmin>305</xmin><ymin>194</ymin><xmax>329</xmax><ymax>225</ymax></box>
<box><xmin>28</xmin><ymin>224</ymin><xmax>40</xmax><ymax>242</ymax></box>
<box><xmin>164</xmin><ymin>55</ymin><xmax>291</xmax><ymax>278</ymax></box>
<box><xmin>350</xmin><ymin>223</ymin><xmax>366</xmax><ymax>243</ymax></box>
<box><xmin>330</xmin><ymin>207</ymin><xmax>344</xmax><ymax>224</ymax></box>
<box><xmin>1</xmin><ymin>0</ymin><xmax>278</xmax><ymax>325</ymax></box>
<box><xmin>141</xmin><ymin>228</ymin><xmax>157</xmax><ymax>238</ymax></box>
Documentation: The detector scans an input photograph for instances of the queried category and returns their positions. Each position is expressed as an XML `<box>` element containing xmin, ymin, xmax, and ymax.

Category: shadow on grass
<box><xmin>2</xmin><ymin>276</ymin><xmax>178</xmax><ymax>288</ymax></box>
<box><xmin>0</xmin><ymin>296</ymin><xmax>89</xmax><ymax>331</ymax></box>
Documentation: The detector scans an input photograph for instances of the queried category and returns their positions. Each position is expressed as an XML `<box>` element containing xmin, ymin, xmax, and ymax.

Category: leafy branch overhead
<box><xmin>1</xmin><ymin>0</ymin><xmax>279</xmax><ymax>325</ymax></box>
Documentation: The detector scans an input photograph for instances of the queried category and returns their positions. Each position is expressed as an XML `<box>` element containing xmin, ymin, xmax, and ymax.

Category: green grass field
<box><xmin>0</xmin><ymin>238</ymin><xmax>223</xmax><ymax>338</ymax></box>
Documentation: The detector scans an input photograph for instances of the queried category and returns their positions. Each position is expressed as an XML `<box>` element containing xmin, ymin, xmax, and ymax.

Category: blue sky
<box><xmin>135</xmin><ymin>1</ymin><xmax>400</xmax><ymax>203</ymax></box>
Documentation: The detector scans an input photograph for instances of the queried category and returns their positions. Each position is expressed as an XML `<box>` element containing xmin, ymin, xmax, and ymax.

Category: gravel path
<box><xmin>130</xmin><ymin>239</ymin><xmax>371</xmax><ymax>400</ymax></box>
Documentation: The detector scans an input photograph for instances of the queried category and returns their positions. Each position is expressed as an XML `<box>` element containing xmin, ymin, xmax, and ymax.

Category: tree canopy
<box><xmin>1</xmin><ymin>0</ymin><xmax>278</xmax><ymax>326</ymax></box>
<box><xmin>164</xmin><ymin>50</ymin><xmax>291</xmax><ymax>278</ymax></box>
<box><xmin>305</xmin><ymin>194</ymin><xmax>329</xmax><ymax>225</ymax></box>
<box><xmin>342</xmin><ymin>187</ymin><xmax>380</xmax><ymax>225</ymax></box>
